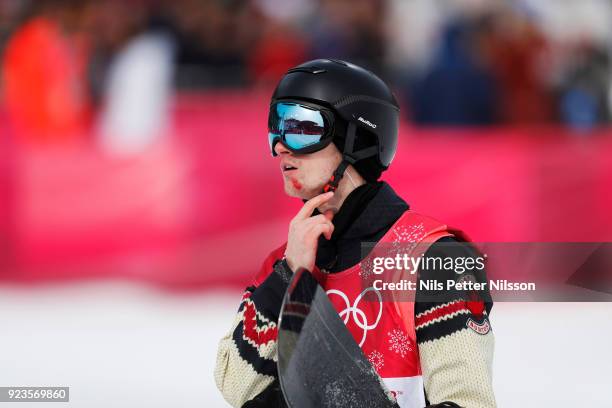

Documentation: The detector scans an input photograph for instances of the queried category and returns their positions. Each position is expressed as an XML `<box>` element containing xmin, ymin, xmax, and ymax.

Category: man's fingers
<box><xmin>294</xmin><ymin>191</ymin><xmax>334</xmax><ymax>220</ymax></box>
<box><xmin>324</xmin><ymin>222</ymin><xmax>335</xmax><ymax>240</ymax></box>
<box><xmin>323</xmin><ymin>209</ymin><xmax>335</xmax><ymax>221</ymax></box>
<box><xmin>304</xmin><ymin>216</ymin><xmax>333</xmax><ymax>230</ymax></box>
<box><xmin>310</xmin><ymin>222</ymin><xmax>334</xmax><ymax>241</ymax></box>
<box><xmin>306</xmin><ymin>214</ymin><xmax>330</xmax><ymax>225</ymax></box>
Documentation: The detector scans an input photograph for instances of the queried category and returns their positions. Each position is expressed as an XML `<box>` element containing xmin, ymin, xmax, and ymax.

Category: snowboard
<box><xmin>277</xmin><ymin>268</ymin><xmax>399</xmax><ymax>408</ymax></box>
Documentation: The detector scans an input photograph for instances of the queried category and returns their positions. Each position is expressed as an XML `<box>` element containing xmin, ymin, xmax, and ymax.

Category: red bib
<box><xmin>256</xmin><ymin>210</ymin><xmax>463</xmax><ymax>408</ymax></box>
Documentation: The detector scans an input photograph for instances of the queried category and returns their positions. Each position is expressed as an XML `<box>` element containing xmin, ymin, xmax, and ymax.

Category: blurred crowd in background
<box><xmin>0</xmin><ymin>6</ymin><xmax>610</xmax><ymax>406</ymax></box>
<box><xmin>1</xmin><ymin>0</ymin><xmax>612</xmax><ymax>143</ymax></box>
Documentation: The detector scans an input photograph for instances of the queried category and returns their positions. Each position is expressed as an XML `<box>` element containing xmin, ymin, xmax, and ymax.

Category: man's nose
<box><xmin>274</xmin><ymin>141</ymin><xmax>291</xmax><ymax>155</ymax></box>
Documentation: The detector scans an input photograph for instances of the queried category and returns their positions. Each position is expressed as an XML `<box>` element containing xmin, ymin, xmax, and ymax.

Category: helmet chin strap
<box><xmin>322</xmin><ymin>122</ymin><xmax>378</xmax><ymax>193</ymax></box>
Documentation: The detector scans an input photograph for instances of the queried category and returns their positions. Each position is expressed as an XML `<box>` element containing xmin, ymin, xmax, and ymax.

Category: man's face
<box><xmin>274</xmin><ymin>141</ymin><xmax>342</xmax><ymax>199</ymax></box>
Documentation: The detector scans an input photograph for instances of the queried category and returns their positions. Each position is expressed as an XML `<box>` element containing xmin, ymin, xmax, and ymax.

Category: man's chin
<box><xmin>284</xmin><ymin>183</ymin><xmax>317</xmax><ymax>200</ymax></box>
<box><xmin>284</xmin><ymin>187</ymin><xmax>305</xmax><ymax>199</ymax></box>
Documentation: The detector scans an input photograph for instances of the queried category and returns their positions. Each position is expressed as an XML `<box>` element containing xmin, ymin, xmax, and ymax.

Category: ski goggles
<box><xmin>268</xmin><ymin>101</ymin><xmax>334</xmax><ymax>156</ymax></box>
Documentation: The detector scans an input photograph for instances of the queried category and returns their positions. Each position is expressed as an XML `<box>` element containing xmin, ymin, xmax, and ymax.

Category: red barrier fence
<box><xmin>1</xmin><ymin>92</ymin><xmax>611</xmax><ymax>289</ymax></box>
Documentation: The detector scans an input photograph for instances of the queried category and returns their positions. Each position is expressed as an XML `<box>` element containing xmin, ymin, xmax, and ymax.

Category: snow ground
<box><xmin>0</xmin><ymin>282</ymin><xmax>610</xmax><ymax>407</ymax></box>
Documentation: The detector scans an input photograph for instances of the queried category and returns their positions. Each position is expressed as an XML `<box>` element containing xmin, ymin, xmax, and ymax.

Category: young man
<box><xmin>215</xmin><ymin>59</ymin><xmax>495</xmax><ymax>408</ymax></box>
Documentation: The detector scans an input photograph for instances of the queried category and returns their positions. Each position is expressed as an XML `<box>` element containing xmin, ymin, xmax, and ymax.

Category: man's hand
<box><xmin>284</xmin><ymin>191</ymin><xmax>335</xmax><ymax>273</ymax></box>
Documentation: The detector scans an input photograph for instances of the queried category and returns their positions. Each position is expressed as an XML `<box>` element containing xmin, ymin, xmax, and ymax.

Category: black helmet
<box><xmin>271</xmin><ymin>59</ymin><xmax>400</xmax><ymax>190</ymax></box>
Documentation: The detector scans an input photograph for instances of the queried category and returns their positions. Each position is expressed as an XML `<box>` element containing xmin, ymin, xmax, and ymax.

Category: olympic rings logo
<box><xmin>326</xmin><ymin>287</ymin><xmax>383</xmax><ymax>347</ymax></box>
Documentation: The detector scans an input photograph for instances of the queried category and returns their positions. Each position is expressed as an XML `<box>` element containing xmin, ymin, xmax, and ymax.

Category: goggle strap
<box><xmin>344</xmin><ymin>122</ymin><xmax>357</xmax><ymax>154</ymax></box>
<box><xmin>345</xmin><ymin>146</ymin><xmax>378</xmax><ymax>163</ymax></box>
<box><xmin>342</xmin><ymin>122</ymin><xmax>378</xmax><ymax>162</ymax></box>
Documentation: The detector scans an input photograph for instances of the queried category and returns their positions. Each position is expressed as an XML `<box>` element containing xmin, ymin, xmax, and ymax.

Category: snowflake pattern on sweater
<box><xmin>388</xmin><ymin>328</ymin><xmax>413</xmax><ymax>358</ymax></box>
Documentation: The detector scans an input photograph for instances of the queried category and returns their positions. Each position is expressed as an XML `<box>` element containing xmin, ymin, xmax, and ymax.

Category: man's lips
<box><xmin>281</xmin><ymin>163</ymin><xmax>299</xmax><ymax>172</ymax></box>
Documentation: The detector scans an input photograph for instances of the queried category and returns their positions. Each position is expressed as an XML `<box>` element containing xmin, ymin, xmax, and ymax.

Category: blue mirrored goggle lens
<box><xmin>268</xmin><ymin>103</ymin><xmax>327</xmax><ymax>153</ymax></box>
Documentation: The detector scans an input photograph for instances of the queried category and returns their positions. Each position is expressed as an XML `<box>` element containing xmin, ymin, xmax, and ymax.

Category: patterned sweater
<box><xmin>215</xmin><ymin>183</ymin><xmax>496</xmax><ymax>407</ymax></box>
